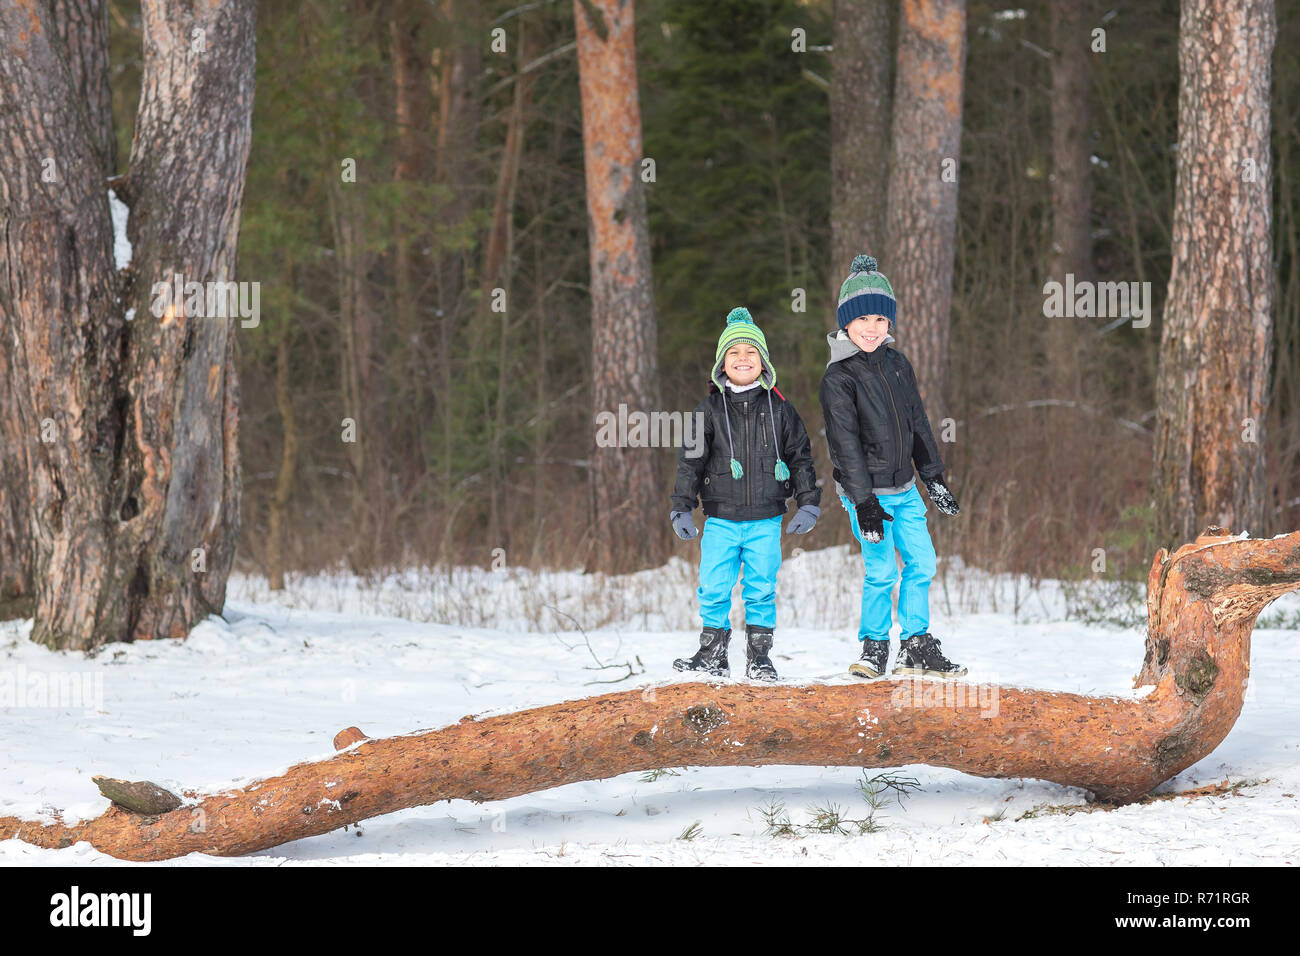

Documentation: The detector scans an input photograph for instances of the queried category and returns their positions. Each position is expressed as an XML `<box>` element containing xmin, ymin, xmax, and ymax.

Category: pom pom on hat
<box><xmin>838</xmin><ymin>254</ymin><xmax>896</xmax><ymax>329</ymax></box>
<box><xmin>726</xmin><ymin>306</ymin><xmax>754</xmax><ymax>325</ymax></box>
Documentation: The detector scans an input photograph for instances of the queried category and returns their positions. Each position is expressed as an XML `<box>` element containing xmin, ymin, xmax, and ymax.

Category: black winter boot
<box><xmin>848</xmin><ymin>638</ymin><xmax>891</xmax><ymax>679</ymax></box>
<box><xmin>745</xmin><ymin>625</ymin><xmax>778</xmax><ymax>681</ymax></box>
<box><xmin>894</xmin><ymin>632</ymin><xmax>966</xmax><ymax>678</ymax></box>
<box><xmin>673</xmin><ymin>626</ymin><xmax>731</xmax><ymax>677</ymax></box>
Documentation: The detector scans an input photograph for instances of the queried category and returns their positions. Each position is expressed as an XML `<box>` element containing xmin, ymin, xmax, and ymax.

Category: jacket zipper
<box><xmin>743</xmin><ymin>401</ymin><xmax>751</xmax><ymax>507</ymax></box>
<box><xmin>875</xmin><ymin>362</ymin><xmax>905</xmax><ymax>472</ymax></box>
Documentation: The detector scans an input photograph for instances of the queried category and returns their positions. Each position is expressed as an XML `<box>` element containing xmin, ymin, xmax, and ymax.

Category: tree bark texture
<box><xmin>0</xmin><ymin>0</ymin><xmax>255</xmax><ymax>649</ymax></box>
<box><xmin>1</xmin><ymin>0</ymin><xmax>115</xmax><ymax>621</ymax></box>
<box><xmin>574</xmin><ymin>0</ymin><xmax>664</xmax><ymax>574</ymax></box>
<box><xmin>882</xmin><ymin>0</ymin><xmax>966</xmax><ymax>420</ymax></box>
<box><xmin>1045</xmin><ymin>0</ymin><xmax>1094</xmax><ymax>400</ymax></box>
<box><xmin>49</xmin><ymin>0</ymin><xmax>117</xmax><ymax>176</ymax></box>
<box><xmin>1153</xmin><ymin>0</ymin><xmax>1276</xmax><ymax>547</ymax></box>
<box><xmin>830</xmin><ymin>0</ymin><xmax>894</xmax><ymax>300</ymax></box>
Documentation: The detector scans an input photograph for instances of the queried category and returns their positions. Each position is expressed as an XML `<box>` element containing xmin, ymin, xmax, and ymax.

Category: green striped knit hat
<box><xmin>837</xmin><ymin>254</ymin><xmax>897</xmax><ymax>329</ymax></box>
<box><xmin>711</xmin><ymin>306</ymin><xmax>776</xmax><ymax>391</ymax></box>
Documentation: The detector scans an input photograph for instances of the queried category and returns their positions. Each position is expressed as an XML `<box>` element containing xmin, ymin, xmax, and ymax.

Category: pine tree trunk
<box><xmin>0</xmin><ymin>0</ymin><xmax>255</xmax><ymax>650</ymax></box>
<box><xmin>574</xmin><ymin>0</ymin><xmax>663</xmax><ymax>574</ymax></box>
<box><xmin>7</xmin><ymin>527</ymin><xmax>1295</xmax><ymax>861</ymax></box>
<box><xmin>1045</xmin><ymin>0</ymin><xmax>1094</xmax><ymax>401</ymax></box>
<box><xmin>882</xmin><ymin>0</ymin><xmax>966</xmax><ymax>419</ymax></box>
<box><xmin>1153</xmin><ymin>0</ymin><xmax>1275</xmax><ymax>547</ymax></box>
<box><xmin>830</xmin><ymin>0</ymin><xmax>894</xmax><ymax>294</ymax></box>
<box><xmin>0</xmin><ymin>0</ymin><xmax>114</xmax><ymax>621</ymax></box>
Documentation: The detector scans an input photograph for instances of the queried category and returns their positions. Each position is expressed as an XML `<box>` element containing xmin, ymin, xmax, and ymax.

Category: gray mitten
<box><xmin>670</xmin><ymin>510</ymin><xmax>700</xmax><ymax>540</ymax></box>
<box><xmin>924</xmin><ymin>478</ymin><xmax>961</xmax><ymax>516</ymax></box>
<box><xmin>785</xmin><ymin>504</ymin><xmax>820</xmax><ymax>535</ymax></box>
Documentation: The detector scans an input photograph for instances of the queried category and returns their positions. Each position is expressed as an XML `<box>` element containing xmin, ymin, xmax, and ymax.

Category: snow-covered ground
<box><xmin>2</xmin><ymin>545</ymin><xmax>1297</xmax><ymax>866</ymax></box>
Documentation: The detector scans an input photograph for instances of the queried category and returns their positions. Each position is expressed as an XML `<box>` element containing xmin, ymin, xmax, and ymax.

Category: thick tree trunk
<box><xmin>114</xmin><ymin>0</ymin><xmax>253</xmax><ymax>642</ymax></box>
<box><xmin>1045</xmin><ymin>0</ymin><xmax>1094</xmax><ymax>400</ymax></box>
<box><xmin>5</xmin><ymin>527</ymin><xmax>1296</xmax><ymax>862</ymax></box>
<box><xmin>1153</xmin><ymin>0</ymin><xmax>1276</xmax><ymax>547</ymax></box>
<box><xmin>574</xmin><ymin>0</ymin><xmax>664</xmax><ymax>574</ymax></box>
<box><xmin>882</xmin><ymin>0</ymin><xmax>966</xmax><ymax>419</ymax></box>
<box><xmin>0</xmin><ymin>0</ymin><xmax>254</xmax><ymax>650</ymax></box>
<box><xmin>0</xmin><ymin>4</ymin><xmax>130</xmax><ymax>644</ymax></box>
<box><xmin>830</xmin><ymin>0</ymin><xmax>893</xmax><ymax>298</ymax></box>
<box><xmin>0</xmin><ymin>0</ymin><xmax>115</xmax><ymax>620</ymax></box>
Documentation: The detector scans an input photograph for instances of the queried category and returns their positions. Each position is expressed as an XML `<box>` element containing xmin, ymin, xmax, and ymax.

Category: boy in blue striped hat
<box><xmin>669</xmin><ymin>307</ymin><xmax>821</xmax><ymax>680</ymax></box>
<box><xmin>820</xmin><ymin>255</ymin><xmax>965</xmax><ymax>680</ymax></box>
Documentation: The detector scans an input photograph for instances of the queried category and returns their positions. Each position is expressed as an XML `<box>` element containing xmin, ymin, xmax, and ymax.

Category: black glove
<box><xmin>924</xmin><ymin>478</ymin><xmax>960</xmax><ymax>516</ymax></box>
<box><xmin>670</xmin><ymin>510</ymin><xmax>700</xmax><ymax>540</ymax></box>
<box><xmin>855</xmin><ymin>495</ymin><xmax>893</xmax><ymax>543</ymax></box>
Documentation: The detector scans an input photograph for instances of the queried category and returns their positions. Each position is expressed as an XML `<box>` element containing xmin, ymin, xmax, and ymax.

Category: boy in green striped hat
<box><xmin>669</xmin><ymin>307</ymin><xmax>821</xmax><ymax>680</ymax></box>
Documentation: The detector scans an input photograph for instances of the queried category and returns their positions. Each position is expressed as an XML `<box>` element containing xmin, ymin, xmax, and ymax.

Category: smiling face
<box><xmin>845</xmin><ymin>315</ymin><xmax>891</xmax><ymax>353</ymax></box>
<box><xmin>723</xmin><ymin>342</ymin><xmax>763</xmax><ymax>386</ymax></box>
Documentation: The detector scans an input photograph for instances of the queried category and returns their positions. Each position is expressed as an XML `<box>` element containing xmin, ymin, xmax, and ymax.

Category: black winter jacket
<box><xmin>671</xmin><ymin>384</ymin><xmax>820</xmax><ymax>521</ymax></box>
<box><xmin>818</xmin><ymin>331</ymin><xmax>944</xmax><ymax>505</ymax></box>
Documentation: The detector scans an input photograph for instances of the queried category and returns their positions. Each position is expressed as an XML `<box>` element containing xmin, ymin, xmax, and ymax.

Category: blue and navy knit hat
<box><xmin>836</xmin><ymin>255</ymin><xmax>897</xmax><ymax>329</ymax></box>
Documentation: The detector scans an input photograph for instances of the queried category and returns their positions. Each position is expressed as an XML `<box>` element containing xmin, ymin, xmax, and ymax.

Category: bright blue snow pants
<box><xmin>841</xmin><ymin>483</ymin><xmax>937</xmax><ymax>642</ymax></box>
<box><xmin>697</xmin><ymin>515</ymin><xmax>783</xmax><ymax>630</ymax></box>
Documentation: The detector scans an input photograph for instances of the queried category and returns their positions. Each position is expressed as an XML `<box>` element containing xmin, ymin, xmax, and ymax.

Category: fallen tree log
<box><xmin>2</xmin><ymin>528</ymin><xmax>1297</xmax><ymax>861</ymax></box>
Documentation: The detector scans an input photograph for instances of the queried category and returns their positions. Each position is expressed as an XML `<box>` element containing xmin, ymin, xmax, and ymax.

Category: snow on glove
<box><xmin>785</xmin><ymin>504</ymin><xmax>820</xmax><ymax>535</ymax></box>
<box><xmin>854</xmin><ymin>495</ymin><xmax>893</xmax><ymax>543</ymax></box>
<box><xmin>924</xmin><ymin>478</ymin><xmax>961</xmax><ymax>516</ymax></box>
<box><xmin>670</xmin><ymin>510</ymin><xmax>700</xmax><ymax>540</ymax></box>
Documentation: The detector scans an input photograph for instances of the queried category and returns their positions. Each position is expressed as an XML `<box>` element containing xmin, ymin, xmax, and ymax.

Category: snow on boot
<box><xmin>894</xmin><ymin>632</ymin><xmax>967</xmax><ymax>678</ymax></box>
<box><xmin>891</xmin><ymin>635</ymin><xmax>912</xmax><ymax>674</ymax></box>
<box><xmin>745</xmin><ymin>625</ymin><xmax>778</xmax><ymax>681</ymax></box>
<box><xmin>673</xmin><ymin>626</ymin><xmax>731</xmax><ymax>677</ymax></box>
<box><xmin>849</xmin><ymin>638</ymin><xmax>890</xmax><ymax>679</ymax></box>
